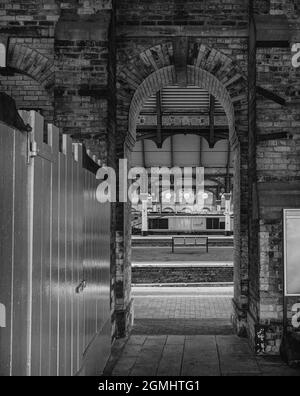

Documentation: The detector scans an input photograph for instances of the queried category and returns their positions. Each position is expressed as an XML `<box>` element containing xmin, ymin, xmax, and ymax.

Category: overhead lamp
<box><xmin>164</xmin><ymin>192</ymin><xmax>172</xmax><ymax>201</ymax></box>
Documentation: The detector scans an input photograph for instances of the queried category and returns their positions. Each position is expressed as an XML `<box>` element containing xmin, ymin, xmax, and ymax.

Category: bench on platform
<box><xmin>172</xmin><ymin>236</ymin><xmax>209</xmax><ymax>253</ymax></box>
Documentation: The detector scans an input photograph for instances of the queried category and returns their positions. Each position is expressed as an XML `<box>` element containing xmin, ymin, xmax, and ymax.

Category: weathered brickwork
<box><xmin>0</xmin><ymin>0</ymin><xmax>59</xmax><ymax>35</ymax></box>
<box><xmin>254</xmin><ymin>0</ymin><xmax>298</xmax><ymax>16</ymax></box>
<box><xmin>270</xmin><ymin>0</ymin><xmax>297</xmax><ymax>16</ymax></box>
<box><xmin>117</xmin><ymin>39</ymin><xmax>248</xmax><ymax>142</ymax></box>
<box><xmin>54</xmin><ymin>39</ymin><xmax>109</xmax><ymax>142</ymax></box>
<box><xmin>252</xmin><ymin>4</ymin><xmax>300</xmax><ymax>354</ymax></box>
<box><xmin>254</xmin><ymin>0</ymin><xmax>271</xmax><ymax>14</ymax></box>
<box><xmin>0</xmin><ymin>0</ymin><xmax>113</xmax><ymax>154</ymax></box>
<box><xmin>117</xmin><ymin>0</ymin><xmax>248</xmax><ymax>28</ymax></box>
<box><xmin>0</xmin><ymin>36</ymin><xmax>55</xmax><ymax>122</ymax></box>
<box><xmin>0</xmin><ymin>74</ymin><xmax>53</xmax><ymax>122</ymax></box>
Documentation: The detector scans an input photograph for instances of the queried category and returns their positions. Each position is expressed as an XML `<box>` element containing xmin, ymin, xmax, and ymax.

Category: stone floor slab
<box><xmin>133</xmin><ymin>319</ymin><xmax>234</xmax><ymax>335</ymax></box>
<box><xmin>104</xmin><ymin>334</ymin><xmax>300</xmax><ymax>377</ymax></box>
<box><xmin>127</xmin><ymin>335</ymin><xmax>147</xmax><ymax>345</ymax></box>
<box><xmin>166</xmin><ymin>335</ymin><xmax>186</xmax><ymax>345</ymax></box>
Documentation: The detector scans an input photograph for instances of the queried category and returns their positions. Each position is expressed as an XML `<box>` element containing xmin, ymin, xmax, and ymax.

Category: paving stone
<box><xmin>219</xmin><ymin>356</ymin><xmax>261</xmax><ymax>376</ymax></box>
<box><xmin>114</xmin><ymin>357</ymin><xmax>138</xmax><ymax>368</ymax></box>
<box><xmin>130</xmin><ymin>364</ymin><xmax>158</xmax><ymax>376</ymax></box>
<box><xmin>133</xmin><ymin>319</ymin><xmax>234</xmax><ymax>335</ymax></box>
<box><xmin>135</xmin><ymin>352</ymin><xmax>162</xmax><ymax>364</ymax></box>
<box><xmin>166</xmin><ymin>335</ymin><xmax>185</xmax><ymax>345</ymax></box>
<box><xmin>185</xmin><ymin>335</ymin><xmax>217</xmax><ymax>343</ymax></box>
<box><xmin>105</xmin><ymin>335</ymin><xmax>300</xmax><ymax>377</ymax></box>
<box><xmin>122</xmin><ymin>345</ymin><xmax>143</xmax><ymax>357</ymax></box>
<box><xmin>133</xmin><ymin>294</ymin><xmax>233</xmax><ymax>320</ymax></box>
<box><xmin>127</xmin><ymin>335</ymin><xmax>147</xmax><ymax>345</ymax></box>
<box><xmin>112</xmin><ymin>364</ymin><xmax>135</xmax><ymax>376</ymax></box>
<box><xmin>181</xmin><ymin>361</ymin><xmax>221</xmax><ymax>377</ymax></box>
<box><xmin>144</xmin><ymin>335</ymin><xmax>167</xmax><ymax>343</ymax></box>
<box><xmin>216</xmin><ymin>335</ymin><xmax>253</xmax><ymax>355</ymax></box>
<box><xmin>157</xmin><ymin>359</ymin><xmax>182</xmax><ymax>376</ymax></box>
<box><xmin>111</xmin><ymin>369</ymin><xmax>132</xmax><ymax>376</ymax></box>
<box><xmin>162</xmin><ymin>344</ymin><xmax>184</xmax><ymax>356</ymax></box>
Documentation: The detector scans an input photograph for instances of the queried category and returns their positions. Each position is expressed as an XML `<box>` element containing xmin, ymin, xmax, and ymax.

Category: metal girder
<box><xmin>225</xmin><ymin>140</ymin><xmax>231</xmax><ymax>193</ymax></box>
<box><xmin>170</xmin><ymin>135</ymin><xmax>174</xmax><ymax>168</ymax></box>
<box><xmin>141</xmin><ymin>139</ymin><xmax>146</xmax><ymax>168</ymax></box>
<box><xmin>258</xmin><ymin>132</ymin><xmax>290</xmax><ymax>142</ymax></box>
<box><xmin>256</xmin><ymin>86</ymin><xmax>286</xmax><ymax>107</ymax></box>
<box><xmin>137</xmin><ymin>127</ymin><xmax>229</xmax><ymax>148</ymax></box>
<box><xmin>209</xmin><ymin>95</ymin><xmax>215</xmax><ymax>148</ymax></box>
<box><xmin>199</xmin><ymin>137</ymin><xmax>203</xmax><ymax>167</ymax></box>
<box><xmin>137</xmin><ymin>125</ymin><xmax>229</xmax><ymax>133</ymax></box>
<box><xmin>156</xmin><ymin>91</ymin><xmax>163</xmax><ymax>148</ymax></box>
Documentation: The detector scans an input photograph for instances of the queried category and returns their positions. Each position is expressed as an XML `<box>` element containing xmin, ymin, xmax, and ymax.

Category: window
<box><xmin>206</xmin><ymin>218</ymin><xmax>220</xmax><ymax>230</ymax></box>
<box><xmin>149</xmin><ymin>218</ymin><xmax>169</xmax><ymax>230</ymax></box>
<box><xmin>0</xmin><ymin>43</ymin><xmax>6</xmax><ymax>68</ymax></box>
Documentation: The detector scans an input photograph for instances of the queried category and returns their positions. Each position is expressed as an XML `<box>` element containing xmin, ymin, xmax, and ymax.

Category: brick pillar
<box><xmin>114</xmin><ymin>139</ymin><xmax>134</xmax><ymax>338</ymax></box>
<box><xmin>54</xmin><ymin>5</ymin><xmax>112</xmax><ymax>161</ymax></box>
<box><xmin>232</xmin><ymin>140</ymin><xmax>250</xmax><ymax>338</ymax></box>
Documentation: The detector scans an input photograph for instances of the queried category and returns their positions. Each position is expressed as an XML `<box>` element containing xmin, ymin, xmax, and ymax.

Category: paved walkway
<box><xmin>103</xmin><ymin>287</ymin><xmax>300</xmax><ymax>376</ymax></box>
<box><xmin>105</xmin><ymin>335</ymin><xmax>300</xmax><ymax>377</ymax></box>
<box><xmin>133</xmin><ymin>286</ymin><xmax>233</xmax><ymax>320</ymax></box>
<box><xmin>132</xmin><ymin>319</ymin><xmax>234</xmax><ymax>336</ymax></box>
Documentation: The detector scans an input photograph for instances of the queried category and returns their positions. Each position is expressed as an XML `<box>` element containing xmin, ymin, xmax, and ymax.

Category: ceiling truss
<box><xmin>137</xmin><ymin>126</ymin><xmax>229</xmax><ymax>148</ymax></box>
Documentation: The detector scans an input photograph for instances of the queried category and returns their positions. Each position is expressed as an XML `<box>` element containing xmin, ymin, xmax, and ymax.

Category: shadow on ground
<box><xmin>104</xmin><ymin>335</ymin><xmax>300</xmax><ymax>377</ymax></box>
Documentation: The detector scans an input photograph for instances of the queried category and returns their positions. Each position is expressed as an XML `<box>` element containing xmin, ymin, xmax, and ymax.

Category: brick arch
<box><xmin>117</xmin><ymin>41</ymin><xmax>249</xmax><ymax>339</ymax></box>
<box><xmin>7</xmin><ymin>42</ymin><xmax>54</xmax><ymax>89</ymax></box>
<box><xmin>117</xmin><ymin>42</ymin><xmax>247</xmax><ymax>147</ymax></box>
<box><xmin>119</xmin><ymin>42</ymin><xmax>246</xmax><ymax>84</ymax></box>
<box><xmin>127</xmin><ymin>65</ymin><xmax>239</xmax><ymax>146</ymax></box>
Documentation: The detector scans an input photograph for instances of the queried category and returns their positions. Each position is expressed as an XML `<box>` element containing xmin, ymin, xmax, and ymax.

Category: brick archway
<box><xmin>116</xmin><ymin>42</ymin><xmax>249</xmax><ymax>338</ymax></box>
<box><xmin>117</xmin><ymin>42</ymin><xmax>247</xmax><ymax>148</ymax></box>
<box><xmin>128</xmin><ymin>65</ymin><xmax>238</xmax><ymax>145</ymax></box>
<box><xmin>7</xmin><ymin>41</ymin><xmax>54</xmax><ymax>89</ymax></box>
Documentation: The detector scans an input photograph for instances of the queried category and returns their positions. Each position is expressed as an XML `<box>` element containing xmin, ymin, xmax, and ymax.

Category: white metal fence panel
<box><xmin>0</xmin><ymin>111</ymin><xmax>111</xmax><ymax>376</ymax></box>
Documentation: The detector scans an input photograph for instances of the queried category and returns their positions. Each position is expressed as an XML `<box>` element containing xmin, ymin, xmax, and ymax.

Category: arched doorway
<box><xmin>115</xmin><ymin>43</ymin><xmax>249</xmax><ymax>339</ymax></box>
